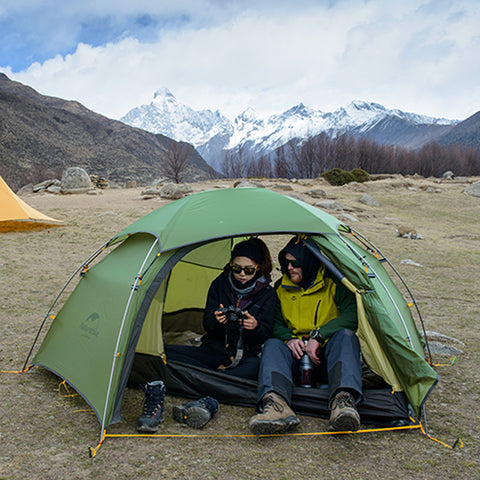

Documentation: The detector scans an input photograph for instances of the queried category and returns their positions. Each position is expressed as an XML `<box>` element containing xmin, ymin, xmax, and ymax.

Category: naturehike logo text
<box><xmin>81</xmin><ymin>312</ymin><xmax>100</xmax><ymax>337</ymax></box>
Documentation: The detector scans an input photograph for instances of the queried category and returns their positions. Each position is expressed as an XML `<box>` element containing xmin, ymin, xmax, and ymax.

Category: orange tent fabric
<box><xmin>0</xmin><ymin>176</ymin><xmax>64</xmax><ymax>232</ymax></box>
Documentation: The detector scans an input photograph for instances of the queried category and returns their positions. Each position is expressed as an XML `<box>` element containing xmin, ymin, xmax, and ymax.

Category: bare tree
<box><xmin>273</xmin><ymin>145</ymin><xmax>291</xmax><ymax>178</ymax></box>
<box><xmin>163</xmin><ymin>141</ymin><xmax>189</xmax><ymax>183</ymax></box>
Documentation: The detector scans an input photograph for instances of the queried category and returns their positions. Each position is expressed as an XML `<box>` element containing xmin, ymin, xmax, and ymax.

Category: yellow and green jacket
<box><xmin>272</xmin><ymin>265</ymin><xmax>358</xmax><ymax>342</ymax></box>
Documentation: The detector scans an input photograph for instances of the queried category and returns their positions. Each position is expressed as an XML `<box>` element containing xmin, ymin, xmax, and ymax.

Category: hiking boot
<box><xmin>137</xmin><ymin>380</ymin><xmax>166</xmax><ymax>433</ymax></box>
<box><xmin>173</xmin><ymin>396</ymin><xmax>219</xmax><ymax>429</ymax></box>
<box><xmin>248</xmin><ymin>392</ymin><xmax>300</xmax><ymax>435</ymax></box>
<box><xmin>328</xmin><ymin>390</ymin><xmax>361</xmax><ymax>432</ymax></box>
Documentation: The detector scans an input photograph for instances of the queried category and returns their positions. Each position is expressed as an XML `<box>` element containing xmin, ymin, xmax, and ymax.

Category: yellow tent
<box><xmin>0</xmin><ymin>176</ymin><xmax>64</xmax><ymax>232</ymax></box>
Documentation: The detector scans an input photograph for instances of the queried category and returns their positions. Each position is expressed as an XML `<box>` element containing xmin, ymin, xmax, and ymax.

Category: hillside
<box><xmin>437</xmin><ymin>110</ymin><xmax>480</xmax><ymax>150</ymax></box>
<box><xmin>0</xmin><ymin>74</ymin><xmax>215</xmax><ymax>191</ymax></box>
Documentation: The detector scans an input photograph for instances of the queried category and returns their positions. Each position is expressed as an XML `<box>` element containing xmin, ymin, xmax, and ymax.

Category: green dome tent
<box><xmin>28</xmin><ymin>188</ymin><xmax>437</xmax><ymax>434</ymax></box>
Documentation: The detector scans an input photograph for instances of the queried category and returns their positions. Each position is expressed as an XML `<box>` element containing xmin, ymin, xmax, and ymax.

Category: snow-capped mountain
<box><xmin>120</xmin><ymin>89</ymin><xmax>458</xmax><ymax>169</ymax></box>
<box><xmin>121</xmin><ymin>87</ymin><xmax>233</xmax><ymax>147</ymax></box>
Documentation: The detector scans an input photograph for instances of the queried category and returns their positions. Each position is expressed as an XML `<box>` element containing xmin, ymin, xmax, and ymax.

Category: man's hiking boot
<box><xmin>137</xmin><ymin>380</ymin><xmax>166</xmax><ymax>433</ymax></box>
<box><xmin>173</xmin><ymin>396</ymin><xmax>219</xmax><ymax>429</ymax></box>
<box><xmin>328</xmin><ymin>390</ymin><xmax>361</xmax><ymax>432</ymax></box>
<box><xmin>248</xmin><ymin>392</ymin><xmax>300</xmax><ymax>435</ymax></box>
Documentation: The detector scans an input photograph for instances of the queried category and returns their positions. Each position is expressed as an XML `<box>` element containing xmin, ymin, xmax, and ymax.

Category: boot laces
<box><xmin>198</xmin><ymin>396</ymin><xmax>219</xmax><ymax>415</ymax></box>
<box><xmin>333</xmin><ymin>391</ymin><xmax>355</xmax><ymax>410</ymax></box>
<box><xmin>263</xmin><ymin>395</ymin><xmax>284</xmax><ymax>413</ymax></box>
<box><xmin>142</xmin><ymin>384</ymin><xmax>165</xmax><ymax>417</ymax></box>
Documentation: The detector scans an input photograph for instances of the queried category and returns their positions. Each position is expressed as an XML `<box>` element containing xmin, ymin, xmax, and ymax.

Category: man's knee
<box><xmin>326</xmin><ymin>329</ymin><xmax>361</xmax><ymax>358</ymax></box>
<box><xmin>262</xmin><ymin>338</ymin><xmax>285</xmax><ymax>354</ymax></box>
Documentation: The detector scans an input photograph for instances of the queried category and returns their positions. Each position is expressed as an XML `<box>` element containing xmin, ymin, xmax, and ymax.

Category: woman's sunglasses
<box><xmin>231</xmin><ymin>264</ymin><xmax>258</xmax><ymax>275</ymax></box>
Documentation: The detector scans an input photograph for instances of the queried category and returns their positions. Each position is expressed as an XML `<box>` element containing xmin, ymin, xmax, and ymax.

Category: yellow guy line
<box><xmin>0</xmin><ymin>364</ymin><xmax>32</xmax><ymax>374</ymax></box>
<box><xmin>88</xmin><ymin>424</ymin><xmax>421</xmax><ymax>457</ymax></box>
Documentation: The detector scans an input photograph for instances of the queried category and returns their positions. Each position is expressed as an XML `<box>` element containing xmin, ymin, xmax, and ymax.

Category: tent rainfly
<box><xmin>26</xmin><ymin>187</ymin><xmax>438</xmax><ymax>438</ymax></box>
<box><xmin>0</xmin><ymin>176</ymin><xmax>64</xmax><ymax>232</ymax></box>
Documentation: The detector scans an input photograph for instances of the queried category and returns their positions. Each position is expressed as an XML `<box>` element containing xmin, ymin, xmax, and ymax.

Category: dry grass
<box><xmin>1</xmin><ymin>176</ymin><xmax>479</xmax><ymax>479</ymax></box>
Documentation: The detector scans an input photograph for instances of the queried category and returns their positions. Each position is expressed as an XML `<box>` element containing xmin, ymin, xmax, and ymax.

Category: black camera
<box><xmin>219</xmin><ymin>305</ymin><xmax>244</xmax><ymax>324</ymax></box>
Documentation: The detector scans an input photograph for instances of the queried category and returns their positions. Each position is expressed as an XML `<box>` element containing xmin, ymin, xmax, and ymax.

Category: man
<box><xmin>248</xmin><ymin>236</ymin><xmax>362</xmax><ymax>435</ymax></box>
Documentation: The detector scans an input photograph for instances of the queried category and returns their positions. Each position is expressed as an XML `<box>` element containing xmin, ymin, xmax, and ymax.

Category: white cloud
<box><xmin>2</xmin><ymin>0</ymin><xmax>480</xmax><ymax>121</ymax></box>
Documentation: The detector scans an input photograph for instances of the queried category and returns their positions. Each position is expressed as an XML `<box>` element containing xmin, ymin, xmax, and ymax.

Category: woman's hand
<box><xmin>214</xmin><ymin>304</ymin><xmax>227</xmax><ymax>324</ymax></box>
<box><xmin>242</xmin><ymin>310</ymin><xmax>258</xmax><ymax>330</ymax></box>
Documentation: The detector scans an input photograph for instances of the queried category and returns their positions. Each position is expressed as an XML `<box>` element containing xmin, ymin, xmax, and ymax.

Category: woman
<box><xmin>165</xmin><ymin>238</ymin><xmax>276</xmax><ymax>380</ymax></box>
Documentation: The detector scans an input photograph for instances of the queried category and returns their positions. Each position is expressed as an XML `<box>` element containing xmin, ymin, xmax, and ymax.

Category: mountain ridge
<box><xmin>0</xmin><ymin>74</ymin><xmax>214</xmax><ymax>190</ymax></box>
<box><xmin>120</xmin><ymin>88</ymin><xmax>464</xmax><ymax>169</ymax></box>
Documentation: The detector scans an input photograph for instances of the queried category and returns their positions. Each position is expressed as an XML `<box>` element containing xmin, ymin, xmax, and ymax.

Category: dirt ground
<box><xmin>1</xmin><ymin>175</ymin><xmax>479</xmax><ymax>479</ymax></box>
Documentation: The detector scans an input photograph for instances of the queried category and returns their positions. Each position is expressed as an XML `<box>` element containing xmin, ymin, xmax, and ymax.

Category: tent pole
<box><xmin>346</xmin><ymin>228</ymin><xmax>433</xmax><ymax>362</ymax></box>
<box><xmin>100</xmin><ymin>238</ymin><xmax>159</xmax><ymax>433</ymax></box>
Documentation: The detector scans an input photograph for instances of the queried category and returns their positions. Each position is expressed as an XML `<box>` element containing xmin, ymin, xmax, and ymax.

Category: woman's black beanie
<box><xmin>231</xmin><ymin>240</ymin><xmax>264</xmax><ymax>264</ymax></box>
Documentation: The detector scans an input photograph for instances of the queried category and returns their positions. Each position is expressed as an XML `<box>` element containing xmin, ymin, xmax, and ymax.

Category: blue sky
<box><xmin>1</xmin><ymin>0</ymin><xmax>479</xmax><ymax>121</ymax></box>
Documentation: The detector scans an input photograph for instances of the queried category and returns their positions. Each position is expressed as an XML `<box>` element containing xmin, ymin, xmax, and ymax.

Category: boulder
<box><xmin>306</xmin><ymin>189</ymin><xmax>327</xmax><ymax>198</ymax></box>
<box><xmin>464</xmin><ymin>182</ymin><xmax>480</xmax><ymax>198</ymax></box>
<box><xmin>61</xmin><ymin>167</ymin><xmax>92</xmax><ymax>194</ymax></box>
<box><xmin>337</xmin><ymin>213</ymin><xmax>359</xmax><ymax>223</ymax></box>
<box><xmin>314</xmin><ymin>200</ymin><xmax>344</xmax><ymax>211</ymax></box>
<box><xmin>234</xmin><ymin>181</ymin><xmax>265</xmax><ymax>188</ymax></box>
<box><xmin>159</xmin><ymin>183</ymin><xmax>192</xmax><ymax>199</ymax></box>
<box><xmin>273</xmin><ymin>184</ymin><xmax>294</xmax><ymax>191</ymax></box>
<box><xmin>396</xmin><ymin>226</ymin><xmax>424</xmax><ymax>239</ymax></box>
<box><xmin>359</xmin><ymin>194</ymin><xmax>379</xmax><ymax>207</ymax></box>
<box><xmin>400</xmin><ymin>259</ymin><xmax>423</xmax><ymax>267</ymax></box>
<box><xmin>16</xmin><ymin>183</ymin><xmax>34</xmax><ymax>195</ymax></box>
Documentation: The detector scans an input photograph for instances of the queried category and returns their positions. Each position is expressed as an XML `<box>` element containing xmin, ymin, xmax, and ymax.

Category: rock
<box><xmin>61</xmin><ymin>167</ymin><xmax>92</xmax><ymax>194</ymax></box>
<box><xmin>125</xmin><ymin>180</ymin><xmax>137</xmax><ymax>188</ymax></box>
<box><xmin>286</xmin><ymin>193</ymin><xmax>304</xmax><ymax>202</ymax></box>
<box><xmin>425</xmin><ymin>331</ymin><xmax>465</xmax><ymax>356</ymax></box>
<box><xmin>140</xmin><ymin>187</ymin><xmax>162</xmax><ymax>197</ymax></box>
<box><xmin>234</xmin><ymin>181</ymin><xmax>265</xmax><ymax>188</ymax></box>
<box><xmin>33</xmin><ymin>179</ymin><xmax>60</xmax><ymax>192</ymax></box>
<box><xmin>90</xmin><ymin>175</ymin><xmax>109</xmax><ymax>189</ymax></box>
<box><xmin>273</xmin><ymin>184</ymin><xmax>294</xmax><ymax>191</ymax></box>
<box><xmin>464</xmin><ymin>182</ymin><xmax>480</xmax><ymax>198</ymax></box>
<box><xmin>397</xmin><ymin>226</ymin><xmax>416</xmax><ymax>236</ymax></box>
<box><xmin>427</xmin><ymin>342</ymin><xmax>463</xmax><ymax>356</ymax></box>
<box><xmin>16</xmin><ymin>183</ymin><xmax>34</xmax><ymax>195</ymax></box>
<box><xmin>337</xmin><ymin>213</ymin><xmax>359</xmax><ymax>223</ymax></box>
<box><xmin>314</xmin><ymin>200</ymin><xmax>344</xmax><ymax>210</ymax></box>
<box><xmin>306</xmin><ymin>188</ymin><xmax>327</xmax><ymax>198</ymax></box>
<box><xmin>396</xmin><ymin>226</ymin><xmax>424</xmax><ymax>239</ymax></box>
<box><xmin>359</xmin><ymin>194</ymin><xmax>379</xmax><ymax>206</ymax></box>
<box><xmin>159</xmin><ymin>183</ymin><xmax>192</xmax><ymax>199</ymax></box>
<box><xmin>400</xmin><ymin>259</ymin><xmax>423</xmax><ymax>267</ymax></box>
<box><xmin>425</xmin><ymin>331</ymin><xmax>465</xmax><ymax>346</ymax></box>
<box><xmin>97</xmin><ymin>211</ymin><xmax>117</xmax><ymax>217</ymax></box>
<box><xmin>47</xmin><ymin>185</ymin><xmax>62</xmax><ymax>194</ymax></box>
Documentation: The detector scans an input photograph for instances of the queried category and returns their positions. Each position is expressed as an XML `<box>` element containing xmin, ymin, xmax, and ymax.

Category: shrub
<box><xmin>321</xmin><ymin>168</ymin><xmax>355</xmax><ymax>186</ymax></box>
<box><xmin>350</xmin><ymin>168</ymin><xmax>369</xmax><ymax>183</ymax></box>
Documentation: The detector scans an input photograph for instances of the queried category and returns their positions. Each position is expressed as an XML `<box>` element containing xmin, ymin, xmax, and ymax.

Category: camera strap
<box><xmin>217</xmin><ymin>326</ymin><xmax>244</xmax><ymax>371</ymax></box>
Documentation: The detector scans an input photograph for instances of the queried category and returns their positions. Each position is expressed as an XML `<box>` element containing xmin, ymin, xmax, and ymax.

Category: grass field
<box><xmin>1</xmin><ymin>176</ymin><xmax>479</xmax><ymax>479</ymax></box>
